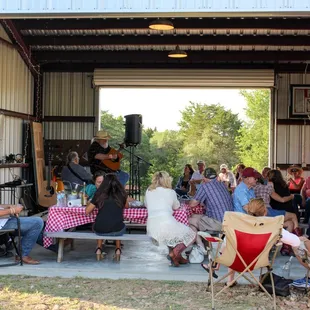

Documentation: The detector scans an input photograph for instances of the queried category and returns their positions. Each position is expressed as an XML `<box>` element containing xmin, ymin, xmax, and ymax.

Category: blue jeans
<box><xmin>1</xmin><ymin>216</ymin><xmax>44</xmax><ymax>257</ymax></box>
<box><xmin>117</xmin><ymin>170</ymin><xmax>129</xmax><ymax>187</ymax></box>
<box><xmin>95</xmin><ymin>225</ymin><xmax>126</xmax><ymax>236</ymax></box>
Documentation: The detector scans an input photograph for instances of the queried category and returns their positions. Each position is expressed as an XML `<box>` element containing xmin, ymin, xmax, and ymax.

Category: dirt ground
<box><xmin>0</xmin><ymin>276</ymin><xmax>309</xmax><ymax>310</ymax></box>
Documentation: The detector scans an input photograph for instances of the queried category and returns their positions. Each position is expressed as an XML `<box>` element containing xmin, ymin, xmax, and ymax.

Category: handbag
<box><xmin>260</xmin><ymin>272</ymin><xmax>293</xmax><ymax>297</ymax></box>
<box><xmin>189</xmin><ymin>245</ymin><xmax>205</xmax><ymax>264</ymax></box>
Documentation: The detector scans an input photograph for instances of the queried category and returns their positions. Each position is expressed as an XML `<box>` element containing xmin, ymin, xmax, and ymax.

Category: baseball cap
<box><xmin>242</xmin><ymin>167</ymin><xmax>262</xmax><ymax>179</ymax></box>
<box><xmin>197</xmin><ymin>160</ymin><xmax>205</xmax><ymax>165</ymax></box>
<box><xmin>204</xmin><ymin>167</ymin><xmax>217</xmax><ymax>179</ymax></box>
<box><xmin>220</xmin><ymin>164</ymin><xmax>228</xmax><ymax>170</ymax></box>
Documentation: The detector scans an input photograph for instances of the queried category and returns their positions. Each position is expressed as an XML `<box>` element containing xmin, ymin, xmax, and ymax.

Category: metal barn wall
<box><xmin>275</xmin><ymin>73</ymin><xmax>310</xmax><ymax>176</ymax></box>
<box><xmin>43</xmin><ymin>72</ymin><xmax>97</xmax><ymax>140</ymax></box>
<box><xmin>0</xmin><ymin>24</ymin><xmax>34</xmax><ymax>202</ymax></box>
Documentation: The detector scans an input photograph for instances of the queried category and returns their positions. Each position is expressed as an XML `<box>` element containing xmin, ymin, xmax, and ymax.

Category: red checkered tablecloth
<box><xmin>43</xmin><ymin>203</ymin><xmax>204</xmax><ymax>248</ymax></box>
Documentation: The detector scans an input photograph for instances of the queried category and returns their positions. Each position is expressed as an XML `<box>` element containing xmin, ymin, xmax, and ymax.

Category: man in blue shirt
<box><xmin>233</xmin><ymin>167</ymin><xmax>262</xmax><ymax>213</ymax></box>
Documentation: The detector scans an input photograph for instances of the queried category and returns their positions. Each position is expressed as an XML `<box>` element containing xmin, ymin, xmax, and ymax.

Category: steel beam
<box><xmin>33</xmin><ymin>50</ymin><xmax>310</xmax><ymax>62</ymax></box>
<box><xmin>25</xmin><ymin>35</ymin><xmax>310</xmax><ymax>47</ymax></box>
<box><xmin>13</xmin><ymin>18</ymin><xmax>310</xmax><ymax>31</ymax></box>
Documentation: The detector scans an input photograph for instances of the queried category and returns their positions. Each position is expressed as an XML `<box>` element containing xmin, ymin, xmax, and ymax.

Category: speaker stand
<box><xmin>127</xmin><ymin>146</ymin><xmax>141</xmax><ymax>200</ymax></box>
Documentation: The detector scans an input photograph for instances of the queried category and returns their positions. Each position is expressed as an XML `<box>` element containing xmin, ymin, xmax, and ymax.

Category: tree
<box><xmin>148</xmin><ymin>130</ymin><xmax>185</xmax><ymax>185</ymax></box>
<box><xmin>235</xmin><ymin>90</ymin><xmax>270</xmax><ymax>171</ymax></box>
<box><xmin>178</xmin><ymin>102</ymin><xmax>241</xmax><ymax>169</ymax></box>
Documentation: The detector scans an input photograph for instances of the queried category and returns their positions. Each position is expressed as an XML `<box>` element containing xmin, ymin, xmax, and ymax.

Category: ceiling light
<box><xmin>168</xmin><ymin>45</ymin><xmax>187</xmax><ymax>58</ymax></box>
<box><xmin>149</xmin><ymin>18</ymin><xmax>174</xmax><ymax>31</ymax></box>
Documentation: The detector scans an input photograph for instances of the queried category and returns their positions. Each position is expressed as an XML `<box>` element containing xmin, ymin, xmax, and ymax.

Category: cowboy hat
<box><xmin>94</xmin><ymin>130</ymin><xmax>112</xmax><ymax>140</ymax></box>
<box><xmin>287</xmin><ymin>165</ymin><xmax>303</xmax><ymax>175</ymax></box>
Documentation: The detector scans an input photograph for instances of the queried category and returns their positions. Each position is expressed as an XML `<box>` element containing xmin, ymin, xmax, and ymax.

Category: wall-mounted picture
<box><xmin>290</xmin><ymin>85</ymin><xmax>310</xmax><ymax>118</ymax></box>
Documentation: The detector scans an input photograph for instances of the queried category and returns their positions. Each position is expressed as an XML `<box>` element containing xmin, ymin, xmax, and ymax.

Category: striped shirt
<box><xmin>194</xmin><ymin>179</ymin><xmax>233</xmax><ymax>222</ymax></box>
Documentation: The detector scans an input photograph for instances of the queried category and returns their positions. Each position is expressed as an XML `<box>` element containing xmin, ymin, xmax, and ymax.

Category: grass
<box><xmin>0</xmin><ymin>275</ymin><xmax>309</xmax><ymax>310</ymax></box>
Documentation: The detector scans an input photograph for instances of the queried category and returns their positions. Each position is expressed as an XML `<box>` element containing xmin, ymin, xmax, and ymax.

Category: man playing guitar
<box><xmin>88</xmin><ymin>130</ymin><xmax>129</xmax><ymax>186</ymax></box>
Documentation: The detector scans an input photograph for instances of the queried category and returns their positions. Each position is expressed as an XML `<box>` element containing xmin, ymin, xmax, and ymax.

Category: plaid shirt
<box><xmin>254</xmin><ymin>183</ymin><xmax>274</xmax><ymax>206</ymax></box>
<box><xmin>194</xmin><ymin>179</ymin><xmax>233</xmax><ymax>222</ymax></box>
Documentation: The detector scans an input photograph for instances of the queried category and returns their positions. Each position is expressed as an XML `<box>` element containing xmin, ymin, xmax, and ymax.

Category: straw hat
<box><xmin>287</xmin><ymin>165</ymin><xmax>303</xmax><ymax>175</ymax></box>
<box><xmin>94</xmin><ymin>130</ymin><xmax>112</xmax><ymax>140</ymax></box>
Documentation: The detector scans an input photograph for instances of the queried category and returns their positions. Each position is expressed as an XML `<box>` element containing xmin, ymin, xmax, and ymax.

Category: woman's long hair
<box><xmin>184</xmin><ymin>164</ymin><xmax>194</xmax><ymax>176</ymax></box>
<box><xmin>268</xmin><ymin>169</ymin><xmax>287</xmax><ymax>188</ymax></box>
<box><xmin>92</xmin><ymin>173</ymin><xmax>127</xmax><ymax>209</ymax></box>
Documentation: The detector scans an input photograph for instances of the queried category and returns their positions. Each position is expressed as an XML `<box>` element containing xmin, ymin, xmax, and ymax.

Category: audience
<box><xmin>261</xmin><ymin>166</ymin><xmax>271</xmax><ymax>185</ymax></box>
<box><xmin>85</xmin><ymin>173</ymin><xmax>128</xmax><ymax>262</ymax></box>
<box><xmin>189</xmin><ymin>167</ymin><xmax>233</xmax><ymax>253</ymax></box>
<box><xmin>219</xmin><ymin>164</ymin><xmax>236</xmax><ymax>188</ymax></box>
<box><xmin>0</xmin><ymin>204</ymin><xmax>43</xmax><ymax>264</ymax></box>
<box><xmin>269</xmin><ymin>169</ymin><xmax>295</xmax><ymax>214</ymax></box>
<box><xmin>145</xmin><ymin>171</ymin><xmax>196</xmax><ymax>267</ymax></box>
<box><xmin>188</xmin><ymin>160</ymin><xmax>206</xmax><ymax>196</ymax></box>
<box><xmin>175</xmin><ymin>164</ymin><xmax>194</xmax><ymax>197</ymax></box>
<box><xmin>61</xmin><ymin>151</ymin><xmax>92</xmax><ymax>188</ymax></box>
<box><xmin>84</xmin><ymin>171</ymin><xmax>105</xmax><ymax>201</ymax></box>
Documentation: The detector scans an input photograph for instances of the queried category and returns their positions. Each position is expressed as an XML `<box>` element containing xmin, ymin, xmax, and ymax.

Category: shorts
<box><xmin>267</xmin><ymin>208</ymin><xmax>286</xmax><ymax>217</ymax></box>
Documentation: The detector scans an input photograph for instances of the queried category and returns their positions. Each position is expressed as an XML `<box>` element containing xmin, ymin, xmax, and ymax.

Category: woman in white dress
<box><xmin>145</xmin><ymin>171</ymin><xmax>196</xmax><ymax>267</ymax></box>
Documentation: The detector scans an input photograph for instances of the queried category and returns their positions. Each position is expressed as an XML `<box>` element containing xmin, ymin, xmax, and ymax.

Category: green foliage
<box><xmin>235</xmin><ymin>90</ymin><xmax>270</xmax><ymax>171</ymax></box>
<box><xmin>178</xmin><ymin>102</ymin><xmax>242</xmax><ymax>169</ymax></box>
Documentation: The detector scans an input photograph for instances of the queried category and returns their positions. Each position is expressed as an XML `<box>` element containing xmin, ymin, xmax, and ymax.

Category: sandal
<box><xmin>113</xmin><ymin>248</ymin><xmax>122</xmax><ymax>262</ymax></box>
<box><xmin>201</xmin><ymin>263</ymin><xmax>218</xmax><ymax>279</ymax></box>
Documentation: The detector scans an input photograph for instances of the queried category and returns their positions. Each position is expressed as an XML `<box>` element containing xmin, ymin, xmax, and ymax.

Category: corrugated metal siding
<box><xmin>94</xmin><ymin>69</ymin><xmax>275</xmax><ymax>87</ymax></box>
<box><xmin>43</xmin><ymin>72</ymin><xmax>94</xmax><ymax>117</ymax></box>
<box><xmin>0</xmin><ymin>30</ymin><xmax>34</xmax><ymax>114</ymax></box>
<box><xmin>1</xmin><ymin>0</ymin><xmax>310</xmax><ymax>14</ymax></box>
<box><xmin>43</xmin><ymin>72</ymin><xmax>96</xmax><ymax>140</ymax></box>
<box><xmin>43</xmin><ymin>122</ymin><xmax>94</xmax><ymax>140</ymax></box>
<box><xmin>0</xmin><ymin>24</ymin><xmax>34</xmax><ymax>203</ymax></box>
<box><xmin>275</xmin><ymin>72</ymin><xmax>310</xmax><ymax>168</ymax></box>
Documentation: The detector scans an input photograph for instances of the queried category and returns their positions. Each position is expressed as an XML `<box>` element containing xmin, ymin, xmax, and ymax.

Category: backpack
<box><xmin>260</xmin><ymin>273</ymin><xmax>292</xmax><ymax>297</ymax></box>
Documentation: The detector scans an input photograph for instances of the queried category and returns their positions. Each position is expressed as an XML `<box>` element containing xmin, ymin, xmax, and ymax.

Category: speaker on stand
<box><xmin>124</xmin><ymin>114</ymin><xmax>142</xmax><ymax>199</ymax></box>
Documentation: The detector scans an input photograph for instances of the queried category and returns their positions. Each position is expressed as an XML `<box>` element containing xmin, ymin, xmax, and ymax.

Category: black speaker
<box><xmin>124</xmin><ymin>114</ymin><xmax>142</xmax><ymax>146</ymax></box>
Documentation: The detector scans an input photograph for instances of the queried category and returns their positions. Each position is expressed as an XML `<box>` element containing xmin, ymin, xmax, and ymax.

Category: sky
<box><xmin>99</xmin><ymin>88</ymin><xmax>249</xmax><ymax>132</ymax></box>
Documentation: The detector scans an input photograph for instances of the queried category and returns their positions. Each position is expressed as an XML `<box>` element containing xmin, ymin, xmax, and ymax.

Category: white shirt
<box><xmin>281</xmin><ymin>228</ymin><xmax>300</xmax><ymax>247</ymax></box>
<box><xmin>191</xmin><ymin>170</ymin><xmax>205</xmax><ymax>191</ymax></box>
<box><xmin>219</xmin><ymin>171</ymin><xmax>236</xmax><ymax>187</ymax></box>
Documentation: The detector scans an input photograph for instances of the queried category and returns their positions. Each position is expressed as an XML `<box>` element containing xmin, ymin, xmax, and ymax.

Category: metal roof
<box><xmin>2</xmin><ymin>16</ymin><xmax>310</xmax><ymax>72</ymax></box>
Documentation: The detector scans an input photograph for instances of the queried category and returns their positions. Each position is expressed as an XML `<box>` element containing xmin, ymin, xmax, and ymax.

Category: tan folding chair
<box><xmin>199</xmin><ymin>211</ymin><xmax>284</xmax><ymax>310</ymax></box>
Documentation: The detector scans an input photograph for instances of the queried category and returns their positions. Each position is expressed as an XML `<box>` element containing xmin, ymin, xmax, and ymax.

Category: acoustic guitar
<box><xmin>38</xmin><ymin>155</ymin><xmax>57</xmax><ymax>208</ymax></box>
<box><xmin>102</xmin><ymin>145</ymin><xmax>124</xmax><ymax>171</ymax></box>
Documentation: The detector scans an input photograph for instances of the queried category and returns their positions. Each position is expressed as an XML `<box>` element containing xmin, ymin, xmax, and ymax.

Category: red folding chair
<box><xmin>199</xmin><ymin>211</ymin><xmax>284</xmax><ymax>310</ymax></box>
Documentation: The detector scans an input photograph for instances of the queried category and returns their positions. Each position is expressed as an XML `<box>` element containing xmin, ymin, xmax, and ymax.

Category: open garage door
<box><xmin>93</xmin><ymin>69</ymin><xmax>274</xmax><ymax>88</ymax></box>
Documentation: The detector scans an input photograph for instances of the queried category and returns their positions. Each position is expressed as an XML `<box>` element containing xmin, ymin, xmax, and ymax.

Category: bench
<box><xmin>44</xmin><ymin>231</ymin><xmax>152</xmax><ymax>262</ymax></box>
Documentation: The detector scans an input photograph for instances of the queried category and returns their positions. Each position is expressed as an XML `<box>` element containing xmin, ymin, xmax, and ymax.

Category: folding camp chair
<box><xmin>199</xmin><ymin>211</ymin><xmax>284</xmax><ymax>310</ymax></box>
<box><xmin>0</xmin><ymin>215</ymin><xmax>23</xmax><ymax>267</ymax></box>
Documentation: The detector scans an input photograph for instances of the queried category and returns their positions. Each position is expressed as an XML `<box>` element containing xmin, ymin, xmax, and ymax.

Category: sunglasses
<box><xmin>291</xmin><ymin>169</ymin><xmax>298</xmax><ymax>172</ymax></box>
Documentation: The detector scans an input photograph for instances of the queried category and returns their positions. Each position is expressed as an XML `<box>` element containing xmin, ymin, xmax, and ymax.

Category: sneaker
<box><xmin>291</xmin><ymin>276</ymin><xmax>309</xmax><ymax>288</ymax></box>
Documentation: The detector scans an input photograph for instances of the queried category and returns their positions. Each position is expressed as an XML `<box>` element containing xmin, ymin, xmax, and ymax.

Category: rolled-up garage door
<box><xmin>93</xmin><ymin>69</ymin><xmax>274</xmax><ymax>88</ymax></box>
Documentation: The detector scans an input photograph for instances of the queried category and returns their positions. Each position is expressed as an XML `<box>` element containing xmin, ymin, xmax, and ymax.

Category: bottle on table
<box><xmin>81</xmin><ymin>182</ymin><xmax>88</xmax><ymax>206</ymax></box>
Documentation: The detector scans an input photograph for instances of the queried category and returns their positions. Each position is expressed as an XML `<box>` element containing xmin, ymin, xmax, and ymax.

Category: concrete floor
<box><xmin>0</xmin><ymin>234</ymin><xmax>308</xmax><ymax>282</ymax></box>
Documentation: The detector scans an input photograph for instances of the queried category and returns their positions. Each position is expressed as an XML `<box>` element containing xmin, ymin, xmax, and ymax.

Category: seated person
<box><xmin>301</xmin><ymin>176</ymin><xmax>310</xmax><ymax>224</ymax></box>
<box><xmin>0</xmin><ymin>204</ymin><xmax>43</xmax><ymax>264</ymax></box>
<box><xmin>61</xmin><ymin>151</ymin><xmax>92</xmax><ymax>188</ymax></box>
<box><xmin>83</xmin><ymin>171</ymin><xmax>105</xmax><ymax>201</ymax></box>
<box><xmin>188</xmin><ymin>160</ymin><xmax>206</xmax><ymax>196</ymax></box>
<box><xmin>261</xmin><ymin>166</ymin><xmax>271</xmax><ymax>185</ymax></box>
<box><xmin>235</xmin><ymin>163</ymin><xmax>245</xmax><ymax>186</ymax></box>
<box><xmin>175</xmin><ymin>164</ymin><xmax>194</xmax><ymax>197</ymax></box>
<box><xmin>85</xmin><ymin>173</ymin><xmax>129</xmax><ymax>262</ymax></box>
<box><xmin>218</xmin><ymin>164</ymin><xmax>236</xmax><ymax>188</ymax></box>
<box><xmin>189</xmin><ymin>167</ymin><xmax>233</xmax><ymax>253</ymax></box>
